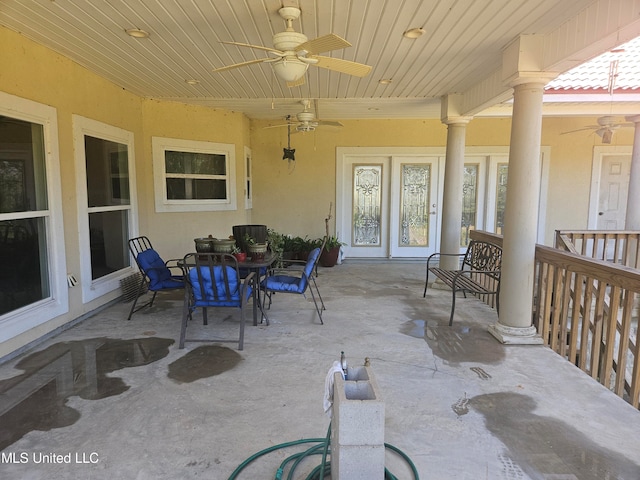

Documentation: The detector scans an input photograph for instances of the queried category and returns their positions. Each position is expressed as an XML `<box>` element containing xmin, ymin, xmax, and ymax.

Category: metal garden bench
<box><xmin>423</xmin><ymin>240</ymin><xmax>502</xmax><ymax>325</ymax></box>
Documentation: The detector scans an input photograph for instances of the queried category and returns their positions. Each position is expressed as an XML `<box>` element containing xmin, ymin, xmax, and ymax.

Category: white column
<box><xmin>488</xmin><ymin>78</ymin><xmax>550</xmax><ymax>344</ymax></box>
<box><xmin>625</xmin><ymin>115</ymin><xmax>640</xmax><ymax>230</ymax></box>
<box><xmin>439</xmin><ymin>118</ymin><xmax>471</xmax><ymax>270</ymax></box>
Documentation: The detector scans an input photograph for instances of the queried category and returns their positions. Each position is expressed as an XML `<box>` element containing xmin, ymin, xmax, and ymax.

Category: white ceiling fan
<box><xmin>561</xmin><ymin>115</ymin><xmax>633</xmax><ymax>144</ymax></box>
<box><xmin>267</xmin><ymin>100</ymin><xmax>343</xmax><ymax>132</ymax></box>
<box><xmin>213</xmin><ymin>7</ymin><xmax>372</xmax><ymax>87</ymax></box>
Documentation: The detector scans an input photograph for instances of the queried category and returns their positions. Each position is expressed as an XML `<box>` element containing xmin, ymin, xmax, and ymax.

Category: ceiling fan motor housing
<box><xmin>273</xmin><ymin>31</ymin><xmax>308</xmax><ymax>51</ymax></box>
<box><xmin>297</xmin><ymin>111</ymin><xmax>315</xmax><ymax>122</ymax></box>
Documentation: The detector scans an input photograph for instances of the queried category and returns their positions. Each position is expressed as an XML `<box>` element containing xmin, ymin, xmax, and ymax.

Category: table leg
<box><xmin>252</xmin><ymin>272</ymin><xmax>269</xmax><ymax>326</ymax></box>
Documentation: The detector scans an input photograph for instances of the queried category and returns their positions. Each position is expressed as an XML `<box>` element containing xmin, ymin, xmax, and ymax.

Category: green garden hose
<box><xmin>227</xmin><ymin>423</ymin><xmax>419</xmax><ymax>480</ymax></box>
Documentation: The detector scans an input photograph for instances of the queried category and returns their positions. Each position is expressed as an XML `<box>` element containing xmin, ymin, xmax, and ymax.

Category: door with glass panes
<box><xmin>338</xmin><ymin>153</ymin><xmax>440</xmax><ymax>258</ymax></box>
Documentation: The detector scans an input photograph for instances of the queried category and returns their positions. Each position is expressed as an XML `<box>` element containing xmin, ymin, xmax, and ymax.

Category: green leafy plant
<box><xmin>323</xmin><ymin>235</ymin><xmax>345</xmax><ymax>251</ymax></box>
<box><xmin>243</xmin><ymin>233</ymin><xmax>256</xmax><ymax>246</ymax></box>
<box><xmin>267</xmin><ymin>228</ymin><xmax>286</xmax><ymax>267</ymax></box>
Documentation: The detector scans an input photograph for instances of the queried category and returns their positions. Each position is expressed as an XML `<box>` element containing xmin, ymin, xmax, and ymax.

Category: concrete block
<box><xmin>331</xmin><ymin>365</ymin><xmax>385</xmax><ymax>480</ymax></box>
<box><xmin>331</xmin><ymin>444</ymin><xmax>385</xmax><ymax>480</ymax></box>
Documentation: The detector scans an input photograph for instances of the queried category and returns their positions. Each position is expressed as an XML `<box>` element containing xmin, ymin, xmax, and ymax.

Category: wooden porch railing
<box><xmin>470</xmin><ymin>229</ymin><xmax>640</xmax><ymax>409</ymax></box>
<box><xmin>555</xmin><ymin>230</ymin><xmax>640</xmax><ymax>268</ymax></box>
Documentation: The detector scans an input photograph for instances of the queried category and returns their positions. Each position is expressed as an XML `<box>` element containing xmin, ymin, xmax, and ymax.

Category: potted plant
<box><xmin>319</xmin><ymin>235</ymin><xmax>345</xmax><ymax>267</ymax></box>
<box><xmin>244</xmin><ymin>233</ymin><xmax>268</xmax><ymax>261</ymax></box>
<box><xmin>281</xmin><ymin>234</ymin><xmax>297</xmax><ymax>264</ymax></box>
<box><xmin>231</xmin><ymin>245</ymin><xmax>246</xmax><ymax>263</ymax></box>
<box><xmin>295</xmin><ymin>236</ymin><xmax>317</xmax><ymax>261</ymax></box>
<box><xmin>267</xmin><ymin>228</ymin><xmax>285</xmax><ymax>267</ymax></box>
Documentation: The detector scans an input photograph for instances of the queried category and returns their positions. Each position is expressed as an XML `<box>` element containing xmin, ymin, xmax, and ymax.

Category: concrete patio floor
<box><xmin>1</xmin><ymin>261</ymin><xmax>640</xmax><ymax>479</ymax></box>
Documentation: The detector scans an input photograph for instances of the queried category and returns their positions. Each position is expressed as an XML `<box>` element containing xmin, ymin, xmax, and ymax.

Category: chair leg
<box><xmin>308</xmin><ymin>278</ymin><xmax>324</xmax><ymax>325</ymax></box>
<box><xmin>202</xmin><ymin>308</ymin><xmax>208</xmax><ymax>325</ymax></box>
<box><xmin>179</xmin><ymin>298</ymin><xmax>189</xmax><ymax>349</ymax></box>
<box><xmin>238</xmin><ymin>308</ymin><xmax>245</xmax><ymax>351</ymax></box>
<box><xmin>127</xmin><ymin>278</ymin><xmax>148</xmax><ymax>320</ymax></box>
<box><xmin>311</xmin><ymin>277</ymin><xmax>326</xmax><ymax>312</ymax></box>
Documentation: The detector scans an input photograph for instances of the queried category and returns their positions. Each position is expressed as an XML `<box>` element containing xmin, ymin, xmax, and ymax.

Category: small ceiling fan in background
<box><xmin>213</xmin><ymin>6</ymin><xmax>372</xmax><ymax>87</ymax></box>
<box><xmin>559</xmin><ymin>57</ymin><xmax>634</xmax><ymax>144</ymax></box>
<box><xmin>561</xmin><ymin>115</ymin><xmax>633</xmax><ymax>144</ymax></box>
<box><xmin>266</xmin><ymin>99</ymin><xmax>343</xmax><ymax>132</ymax></box>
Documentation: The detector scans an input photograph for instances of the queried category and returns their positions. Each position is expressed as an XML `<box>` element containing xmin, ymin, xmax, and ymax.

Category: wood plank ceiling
<box><xmin>1</xmin><ymin>0</ymin><xmax>638</xmax><ymax>120</ymax></box>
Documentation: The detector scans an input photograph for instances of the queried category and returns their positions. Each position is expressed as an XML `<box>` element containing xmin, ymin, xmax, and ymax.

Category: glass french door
<box><xmin>338</xmin><ymin>154</ymin><xmax>440</xmax><ymax>258</ymax></box>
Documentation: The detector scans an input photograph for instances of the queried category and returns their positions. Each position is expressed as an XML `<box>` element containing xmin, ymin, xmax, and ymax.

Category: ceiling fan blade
<box><xmin>560</xmin><ymin>126</ymin><xmax>599</xmax><ymax>135</ymax></box>
<box><xmin>296</xmin><ymin>33</ymin><xmax>351</xmax><ymax>55</ymax></box>
<box><xmin>317</xmin><ymin>120</ymin><xmax>343</xmax><ymax>127</ymax></box>
<box><xmin>286</xmin><ymin>76</ymin><xmax>306</xmax><ymax>88</ymax></box>
<box><xmin>220</xmin><ymin>41</ymin><xmax>283</xmax><ymax>56</ymax></box>
<box><xmin>311</xmin><ymin>56</ymin><xmax>372</xmax><ymax>77</ymax></box>
<box><xmin>263</xmin><ymin>123</ymin><xmax>292</xmax><ymax>129</ymax></box>
<box><xmin>212</xmin><ymin>58</ymin><xmax>269</xmax><ymax>73</ymax></box>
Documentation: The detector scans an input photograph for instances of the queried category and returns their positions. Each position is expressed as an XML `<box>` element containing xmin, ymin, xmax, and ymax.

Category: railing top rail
<box><xmin>536</xmin><ymin>243</ymin><xmax>640</xmax><ymax>290</ymax></box>
<box><xmin>556</xmin><ymin>230</ymin><xmax>640</xmax><ymax>235</ymax></box>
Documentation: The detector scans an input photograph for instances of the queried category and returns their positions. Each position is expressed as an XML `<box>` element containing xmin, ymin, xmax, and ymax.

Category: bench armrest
<box><xmin>426</xmin><ymin>252</ymin><xmax>465</xmax><ymax>269</ymax></box>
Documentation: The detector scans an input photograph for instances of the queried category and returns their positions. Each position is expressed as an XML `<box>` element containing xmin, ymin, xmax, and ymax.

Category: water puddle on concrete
<box><xmin>470</xmin><ymin>392</ymin><xmax>640</xmax><ymax>479</ymax></box>
<box><xmin>0</xmin><ymin>337</ymin><xmax>173</xmax><ymax>450</ymax></box>
<box><xmin>168</xmin><ymin>345</ymin><xmax>242</xmax><ymax>383</ymax></box>
<box><xmin>402</xmin><ymin>319</ymin><xmax>505</xmax><ymax>365</ymax></box>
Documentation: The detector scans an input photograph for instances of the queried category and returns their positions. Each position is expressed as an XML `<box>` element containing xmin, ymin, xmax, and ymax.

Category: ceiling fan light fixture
<box><xmin>272</xmin><ymin>58</ymin><xmax>309</xmax><ymax>82</ymax></box>
<box><xmin>596</xmin><ymin>127</ymin><xmax>614</xmax><ymax>144</ymax></box>
<box><xmin>125</xmin><ymin>28</ymin><xmax>150</xmax><ymax>39</ymax></box>
<box><xmin>403</xmin><ymin>28</ymin><xmax>426</xmax><ymax>39</ymax></box>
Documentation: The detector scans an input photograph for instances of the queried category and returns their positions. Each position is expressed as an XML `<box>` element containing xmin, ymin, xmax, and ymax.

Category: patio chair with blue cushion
<box><xmin>127</xmin><ymin>236</ymin><xmax>185</xmax><ymax>320</ymax></box>
<box><xmin>180</xmin><ymin>253</ymin><xmax>255</xmax><ymax>350</ymax></box>
<box><xmin>261</xmin><ymin>246</ymin><xmax>326</xmax><ymax>324</ymax></box>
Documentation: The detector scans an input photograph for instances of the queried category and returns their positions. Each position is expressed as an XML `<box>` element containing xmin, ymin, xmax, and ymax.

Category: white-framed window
<box><xmin>152</xmin><ymin>137</ymin><xmax>236</xmax><ymax>213</ymax></box>
<box><xmin>244</xmin><ymin>146</ymin><xmax>252</xmax><ymax>209</ymax></box>
<box><xmin>73</xmin><ymin>116</ymin><xmax>138</xmax><ymax>303</ymax></box>
<box><xmin>0</xmin><ymin>92</ymin><xmax>68</xmax><ymax>343</ymax></box>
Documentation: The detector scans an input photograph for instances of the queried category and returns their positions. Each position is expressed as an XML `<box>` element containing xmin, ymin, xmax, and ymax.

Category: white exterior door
<box><xmin>589</xmin><ymin>147</ymin><xmax>632</xmax><ymax>229</ymax></box>
<box><xmin>597</xmin><ymin>154</ymin><xmax>631</xmax><ymax>229</ymax></box>
<box><xmin>336</xmin><ymin>148</ymin><xmax>441</xmax><ymax>258</ymax></box>
<box><xmin>389</xmin><ymin>156</ymin><xmax>440</xmax><ymax>257</ymax></box>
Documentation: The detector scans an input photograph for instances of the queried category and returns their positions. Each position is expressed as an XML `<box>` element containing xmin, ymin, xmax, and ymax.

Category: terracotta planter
<box><xmin>320</xmin><ymin>246</ymin><xmax>340</xmax><ymax>267</ymax></box>
<box><xmin>233</xmin><ymin>252</ymin><xmax>247</xmax><ymax>263</ymax></box>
